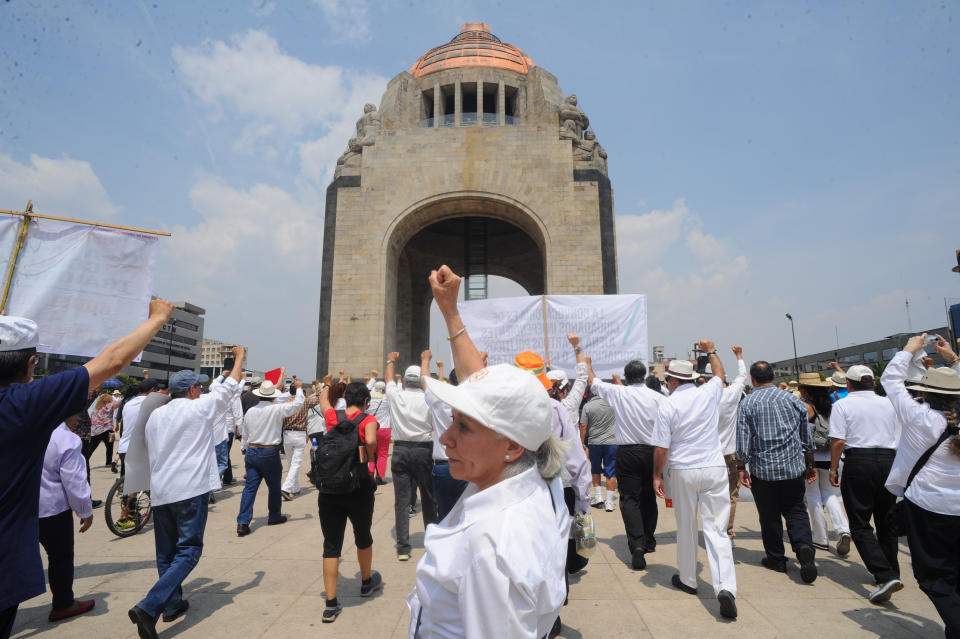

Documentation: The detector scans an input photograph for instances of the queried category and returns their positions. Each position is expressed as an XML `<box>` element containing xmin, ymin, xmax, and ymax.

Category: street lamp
<box><xmin>785</xmin><ymin>313</ymin><xmax>800</xmax><ymax>381</ymax></box>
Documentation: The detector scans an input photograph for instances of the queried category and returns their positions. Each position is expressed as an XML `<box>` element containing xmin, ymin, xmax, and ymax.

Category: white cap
<box><xmin>403</xmin><ymin>365</ymin><xmax>422</xmax><ymax>384</ymax></box>
<box><xmin>0</xmin><ymin>316</ymin><xmax>44</xmax><ymax>351</ymax></box>
<box><xmin>424</xmin><ymin>364</ymin><xmax>552</xmax><ymax>451</ymax></box>
<box><xmin>846</xmin><ymin>365</ymin><xmax>874</xmax><ymax>382</ymax></box>
<box><xmin>546</xmin><ymin>369</ymin><xmax>569</xmax><ymax>387</ymax></box>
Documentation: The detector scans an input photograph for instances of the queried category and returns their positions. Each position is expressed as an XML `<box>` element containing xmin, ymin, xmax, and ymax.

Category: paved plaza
<box><xmin>13</xmin><ymin>444</ymin><xmax>946</xmax><ymax>639</ymax></box>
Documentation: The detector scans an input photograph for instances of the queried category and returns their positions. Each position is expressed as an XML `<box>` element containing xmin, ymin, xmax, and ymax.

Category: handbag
<box><xmin>886</xmin><ymin>424</ymin><xmax>958</xmax><ymax>537</ymax></box>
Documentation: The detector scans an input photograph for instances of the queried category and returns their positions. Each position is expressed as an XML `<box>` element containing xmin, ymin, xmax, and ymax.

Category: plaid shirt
<box><xmin>736</xmin><ymin>385</ymin><xmax>811</xmax><ymax>481</ymax></box>
<box><xmin>281</xmin><ymin>393</ymin><xmax>323</xmax><ymax>431</ymax></box>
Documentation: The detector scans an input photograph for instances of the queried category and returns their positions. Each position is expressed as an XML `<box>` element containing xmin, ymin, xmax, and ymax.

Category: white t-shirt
<box><xmin>651</xmin><ymin>377</ymin><xmax>725</xmax><ymax>470</ymax></box>
<box><xmin>829</xmin><ymin>391</ymin><xmax>899</xmax><ymax>449</ymax></box>
<box><xmin>117</xmin><ymin>395</ymin><xmax>145</xmax><ymax>454</ymax></box>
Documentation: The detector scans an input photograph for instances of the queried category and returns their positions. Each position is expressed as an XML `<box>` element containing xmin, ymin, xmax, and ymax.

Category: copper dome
<box><xmin>409</xmin><ymin>23</ymin><xmax>535</xmax><ymax>79</ymax></box>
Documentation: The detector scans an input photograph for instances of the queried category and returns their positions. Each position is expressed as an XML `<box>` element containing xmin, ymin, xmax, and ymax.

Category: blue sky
<box><xmin>1</xmin><ymin>1</ymin><xmax>957</xmax><ymax>377</ymax></box>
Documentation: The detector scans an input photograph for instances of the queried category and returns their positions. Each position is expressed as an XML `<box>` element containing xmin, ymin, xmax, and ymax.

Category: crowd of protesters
<box><xmin>1</xmin><ymin>267</ymin><xmax>959</xmax><ymax>639</ymax></box>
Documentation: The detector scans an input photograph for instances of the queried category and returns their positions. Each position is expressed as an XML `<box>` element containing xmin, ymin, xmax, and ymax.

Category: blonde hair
<box><xmin>94</xmin><ymin>393</ymin><xmax>114</xmax><ymax>410</ymax></box>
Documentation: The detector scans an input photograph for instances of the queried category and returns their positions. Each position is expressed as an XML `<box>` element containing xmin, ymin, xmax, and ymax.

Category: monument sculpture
<box><xmin>317</xmin><ymin>23</ymin><xmax>618</xmax><ymax>376</ymax></box>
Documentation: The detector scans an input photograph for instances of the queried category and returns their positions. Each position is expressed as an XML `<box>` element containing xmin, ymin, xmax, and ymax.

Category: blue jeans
<box><xmin>215</xmin><ymin>440</ymin><xmax>229</xmax><ymax>477</ymax></box>
<box><xmin>237</xmin><ymin>447</ymin><xmax>283</xmax><ymax>526</ymax></box>
<box><xmin>137</xmin><ymin>493</ymin><xmax>209</xmax><ymax>619</ymax></box>
<box><xmin>432</xmin><ymin>462</ymin><xmax>468</xmax><ymax>521</ymax></box>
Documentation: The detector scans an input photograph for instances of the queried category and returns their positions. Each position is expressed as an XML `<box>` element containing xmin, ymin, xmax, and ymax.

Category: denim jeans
<box><xmin>237</xmin><ymin>447</ymin><xmax>283</xmax><ymax>526</ymax></box>
<box><xmin>431</xmin><ymin>462</ymin><xmax>468</xmax><ymax>521</ymax></box>
<box><xmin>137</xmin><ymin>493</ymin><xmax>209</xmax><ymax>619</ymax></box>
<box><xmin>215</xmin><ymin>440</ymin><xmax>230</xmax><ymax>478</ymax></box>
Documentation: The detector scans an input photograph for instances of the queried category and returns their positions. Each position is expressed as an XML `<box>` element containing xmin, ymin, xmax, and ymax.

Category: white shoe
<box><xmin>605</xmin><ymin>500</ymin><xmax>616</xmax><ymax>512</ymax></box>
<box><xmin>868</xmin><ymin>579</ymin><xmax>903</xmax><ymax>604</ymax></box>
<box><xmin>591</xmin><ymin>497</ymin><xmax>604</xmax><ymax>508</ymax></box>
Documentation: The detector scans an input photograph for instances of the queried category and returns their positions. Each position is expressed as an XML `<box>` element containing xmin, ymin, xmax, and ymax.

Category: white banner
<box><xmin>4</xmin><ymin>218</ymin><xmax>159</xmax><ymax>358</ymax></box>
<box><xmin>456</xmin><ymin>296</ymin><xmax>544</xmax><ymax>368</ymax></box>
<box><xmin>545</xmin><ymin>294</ymin><xmax>647</xmax><ymax>379</ymax></box>
<box><xmin>456</xmin><ymin>294</ymin><xmax>648</xmax><ymax>380</ymax></box>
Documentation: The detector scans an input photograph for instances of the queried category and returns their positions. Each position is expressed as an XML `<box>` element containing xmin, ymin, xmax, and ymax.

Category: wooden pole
<box><xmin>0</xmin><ymin>208</ymin><xmax>171</xmax><ymax>237</ymax></box>
<box><xmin>1</xmin><ymin>202</ymin><xmax>34</xmax><ymax>314</ymax></box>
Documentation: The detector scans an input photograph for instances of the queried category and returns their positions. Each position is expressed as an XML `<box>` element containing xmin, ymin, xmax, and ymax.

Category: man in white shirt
<box><xmin>587</xmin><ymin>357</ymin><xmax>664</xmax><ymax>570</ymax></box>
<box><xmin>127</xmin><ymin>349</ymin><xmax>244</xmax><ymax>639</ymax></box>
<box><xmin>420</xmin><ymin>350</ymin><xmax>468</xmax><ymax>521</ymax></box>
<box><xmin>716</xmin><ymin>346</ymin><xmax>748</xmax><ymax>538</ymax></box>
<box><xmin>652</xmin><ymin>341</ymin><xmax>737</xmax><ymax>620</ymax></box>
<box><xmin>209</xmin><ymin>360</ymin><xmax>243</xmax><ymax>499</ymax></box>
<box><xmin>236</xmin><ymin>378</ymin><xmax>305</xmax><ymax>536</ymax></box>
<box><xmin>828</xmin><ymin>364</ymin><xmax>903</xmax><ymax>603</ymax></box>
<box><xmin>385</xmin><ymin>352</ymin><xmax>437</xmax><ymax>561</ymax></box>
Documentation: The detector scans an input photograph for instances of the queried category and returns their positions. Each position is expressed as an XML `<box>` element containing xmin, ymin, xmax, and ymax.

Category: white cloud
<box><xmin>313</xmin><ymin>0</ymin><xmax>370</xmax><ymax>42</ymax></box>
<box><xmin>155</xmin><ymin>176</ymin><xmax>324</xmax><ymax>376</ymax></box>
<box><xmin>0</xmin><ymin>153</ymin><xmax>120</xmax><ymax>219</ymax></box>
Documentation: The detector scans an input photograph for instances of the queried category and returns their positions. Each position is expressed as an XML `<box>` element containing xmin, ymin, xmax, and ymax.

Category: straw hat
<box><xmin>906</xmin><ymin>367</ymin><xmax>960</xmax><ymax>396</ymax></box>
<box><xmin>253</xmin><ymin>380</ymin><xmax>280</xmax><ymax>398</ymax></box>
<box><xmin>666</xmin><ymin>360</ymin><xmax>697</xmax><ymax>380</ymax></box>
<box><xmin>797</xmin><ymin>372</ymin><xmax>832</xmax><ymax>388</ymax></box>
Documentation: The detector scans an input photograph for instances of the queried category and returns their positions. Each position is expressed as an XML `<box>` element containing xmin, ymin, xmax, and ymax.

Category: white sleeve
<box><xmin>562</xmin><ymin>362</ymin><xmax>588</xmax><ymax>419</ymax></box>
<box><xmin>650</xmin><ymin>402</ymin><xmax>672</xmax><ymax>449</ymax></box>
<box><xmin>459</xmin><ymin>552</ymin><xmax>536</xmax><ymax>639</ymax></box>
<box><xmin>881</xmin><ymin>351</ymin><xmax>926</xmax><ymax>429</ymax></box>
<box><xmin>828</xmin><ymin>402</ymin><xmax>848</xmax><ymax>440</ymax></box>
<box><xmin>276</xmin><ymin>389</ymin><xmax>306</xmax><ymax>417</ymax></box>
<box><xmin>556</xmin><ymin>405</ymin><xmax>590</xmax><ymax>512</ymax></box>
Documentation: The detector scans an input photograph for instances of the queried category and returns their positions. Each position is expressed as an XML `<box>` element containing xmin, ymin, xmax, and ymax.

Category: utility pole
<box><xmin>905</xmin><ymin>299</ymin><xmax>913</xmax><ymax>332</ymax></box>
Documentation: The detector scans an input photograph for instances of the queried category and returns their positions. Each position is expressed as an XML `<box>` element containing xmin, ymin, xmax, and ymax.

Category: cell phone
<box><xmin>357</xmin><ymin>445</ymin><xmax>368</xmax><ymax>464</ymax></box>
<box><xmin>923</xmin><ymin>335</ymin><xmax>939</xmax><ymax>345</ymax></box>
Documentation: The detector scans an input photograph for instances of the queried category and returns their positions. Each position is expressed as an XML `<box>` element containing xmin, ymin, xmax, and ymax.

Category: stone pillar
<box><xmin>477</xmin><ymin>78</ymin><xmax>482</xmax><ymax>123</ymax></box>
<box><xmin>433</xmin><ymin>82</ymin><xmax>440</xmax><ymax>128</ymax></box>
<box><xmin>498</xmin><ymin>79</ymin><xmax>505</xmax><ymax>125</ymax></box>
<box><xmin>455</xmin><ymin>78</ymin><xmax>461</xmax><ymax>127</ymax></box>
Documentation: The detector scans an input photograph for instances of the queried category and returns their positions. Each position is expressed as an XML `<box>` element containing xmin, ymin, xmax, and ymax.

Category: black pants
<box><xmin>38</xmin><ymin>509</ymin><xmax>75</xmax><ymax>610</ymax></box>
<box><xmin>81</xmin><ymin>431</ymin><xmax>111</xmax><ymax>484</ymax></box>
<box><xmin>840</xmin><ymin>449</ymin><xmax>899</xmax><ymax>583</ymax></box>
<box><xmin>392</xmin><ymin>442</ymin><xmax>437</xmax><ymax>555</ymax></box>
<box><xmin>0</xmin><ymin>605</ymin><xmax>16</xmax><ymax>639</ymax></box>
<box><xmin>750</xmin><ymin>474</ymin><xmax>814</xmax><ymax>563</ymax></box>
<box><xmin>317</xmin><ymin>479</ymin><xmax>375</xmax><ymax>558</ymax></box>
<box><xmin>222</xmin><ymin>432</ymin><xmax>235</xmax><ymax>484</ymax></box>
<box><xmin>905</xmin><ymin>499</ymin><xmax>960</xmax><ymax>638</ymax></box>
<box><xmin>616</xmin><ymin>444</ymin><xmax>658</xmax><ymax>554</ymax></box>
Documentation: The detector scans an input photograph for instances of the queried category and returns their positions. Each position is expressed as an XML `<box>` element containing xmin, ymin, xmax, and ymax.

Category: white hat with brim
<box><xmin>253</xmin><ymin>380</ymin><xmax>279</xmax><ymax>398</ymax></box>
<box><xmin>424</xmin><ymin>364</ymin><xmax>552</xmax><ymax>451</ymax></box>
<box><xmin>829</xmin><ymin>371</ymin><xmax>846</xmax><ymax>387</ymax></box>
<box><xmin>0</xmin><ymin>316</ymin><xmax>47</xmax><ymax>351</ymax></box>
<box><xmin>666</xmin><ymin>360</ymin><xmax>697</xmax><ymax>380</ymax></box>
<box><xmin>906</xmin><ymin>367</ymin><xmax>960</xmax><ymax>396</ymax></box>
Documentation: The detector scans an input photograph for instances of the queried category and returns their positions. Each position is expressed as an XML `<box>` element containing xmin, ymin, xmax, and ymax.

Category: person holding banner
<box><xmin>587</xmin><ymin>357</ymin><xmax>664</xmax><ymax>570</ymax></box>
<box><xmin>0</xmin><ymin>299</ymin><xmax>174</xmax><ymax>639</ymax></box>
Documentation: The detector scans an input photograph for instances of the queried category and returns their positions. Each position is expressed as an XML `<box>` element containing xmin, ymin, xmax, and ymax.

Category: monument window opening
<box><xmin>440</xmin><ymin>84</ymin><xmax>455</xmax><ymax>126</ymax></box>
<box><xmin>482</xmin><ymin>83</ymin><xmax>498</xmax><ymax>125</ymax></box>
<box><xmin>504</xmin><ymin>85</ymin><xmax>518</xmax><ymax>123</ymax></box>
<box><xmin>461</xmin><ymin>85</ymin><xmax>478</xmax><ymax>126</ymax></box>
<box><xmin>420</xmin><ymin>82</ymin><xmax>519</xmax><ymax>127</ymax></box>
<box><xmin>421</xmin><ymin>88</ymin><xmax>435</xmax><ymax>125</ymax></box>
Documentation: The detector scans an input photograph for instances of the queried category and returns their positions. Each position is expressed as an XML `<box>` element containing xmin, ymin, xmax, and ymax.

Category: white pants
<box><xmin>672</xmin><ymin>466</ymin><xmax>737</xmax><ymax>596</ymax></box>
<box><xmin>281</xmin><ymin>430</ymin><xmax>307</xmax><ymax>494</ymax></box>
<box><xmin>804</xmin><ymin>469</ymin><xmax>849</xmax><ymax>545</ymax></box>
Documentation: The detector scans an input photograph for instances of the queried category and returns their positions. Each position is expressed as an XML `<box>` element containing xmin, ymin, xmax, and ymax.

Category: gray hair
<box><xmin>500</xmin><ymin>435</ymin><xmax>568</xmax><ymax>481</ymax></box>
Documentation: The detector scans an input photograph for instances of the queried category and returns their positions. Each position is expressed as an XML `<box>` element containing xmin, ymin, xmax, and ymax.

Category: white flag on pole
<box><xmin>4</xmin><ymin>217</ymin><xmax>159</xmax><ymax>358</ymax></box>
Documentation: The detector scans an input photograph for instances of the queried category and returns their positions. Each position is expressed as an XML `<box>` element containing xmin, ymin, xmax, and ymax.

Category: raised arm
<box><xmin>420</xmin><ymin>350</ymin><xmax>432</xmax><ymax>390</ymax></box>
<box><xmin>881</xmin><ymin>335</ymin><xmax>928</xmax><ymax>427</ymax></box>
<box><xmin>83</xmin><ymin>299</ymin><xmax>174</xmax><ymax>391</ymax></box>
<box><xmin>699</xmin><ymin>338</ymin><xmax>724</xmax><ymax>383</ymax></box>
<box><xmin>429</xmin><ymin>266</ymin><xmax>484</xmax><ymax>377</ymax></box>
<box><xmin>436</xmin><ymin>360</ymin><xmax>445</xmax><ymax>383</ymax></box>
<box><xmin>385</xmin><ymin>352</ymin><xmax>398</xmax><ymax>386</ymax></box>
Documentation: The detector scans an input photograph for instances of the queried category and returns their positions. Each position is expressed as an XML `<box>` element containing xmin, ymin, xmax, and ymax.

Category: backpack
<box><xmin>810</xmin><ymin>412</ymin><xmax>830</xmax><ymax>452</ymax></box>
<box><xmin>310</xmin><ymin>410</ymin><xmax>367</xmax><ymax>494</ymax></box>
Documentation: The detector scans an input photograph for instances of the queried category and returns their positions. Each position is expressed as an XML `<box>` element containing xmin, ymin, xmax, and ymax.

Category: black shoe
<box><xmin>161</xmin><ymin>599</ymin><xmax>189</xmax><ymax>622</ymax></box>
<box><xmin>718</xmin><ymin>590</ymin><xmax>737</xmax><ymax>619</ymax></box>
<box><xmin>208</xmin><ymin>493</ymin><xmax>216</xmax><ymax>504</ymax></box>
<box><xmin>644</xmin><ymin>544</ymin><xmax>656</xmax><ymax>554</ymax></box>
<box><xmin>128</xmin><ymin>605</ymin><xmax>158</xmax><ymax>639</ymax></box>
<box><xmin>672</xmin><ymin>574</ymin><xmax>697</xmax><ymax>595</ymax></box>
<box><xmin>797</xmin><ymin>546</ymin><xmax>817</xmax><ymax>583</ymax></box>
<box><xmin>91</xmin><ymin>499</ymin><xmax>103</xmax><ymax>509</ymax></box>
<box><xmin>631</xmin><ymin>548</ymin><xmax>646</xmax><ymax>570</ymax></box>
<box><xmin>321</xmin><ymin>603</ymin><xmax>342</xmax><ymax>623</ymax></box>
<box><xmin>111</xmin><ymin>462</ymin><xmax>119</xmax><ymax>474</ymax></box>
<box><xmin>237</xmin><ymin>523</ymin><xmax>251</xmax><ymax>537</ymax></box>
<box><xmin>761</xmin><ymin>556</ymin><xmax>787</xmax><ymax>573</ymax></box>
<box><xmin>360</xmin><ymin>571</ymin><xmax>382</xmax><ymax>597</ymax></box>
<box><xmin>281</xmin><ymin>490</ymin><xmax>293</xmax><ymax>501</ymax></box>
<box><xmin>268</xmin><ymin>515</ymin><xmax>288</xmax><ymax>525</ymax></box>
<box><xmin>548</xmin><ymin>616</ymin><xmax>562</xmax><ymax>638</ymax></box>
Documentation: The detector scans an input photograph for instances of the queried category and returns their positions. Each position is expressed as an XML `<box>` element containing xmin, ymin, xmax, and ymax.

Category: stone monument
<box><xmin>317</xmin><ymin>23</ymin><xmax>618</xmax><ymax>376</ymax></box>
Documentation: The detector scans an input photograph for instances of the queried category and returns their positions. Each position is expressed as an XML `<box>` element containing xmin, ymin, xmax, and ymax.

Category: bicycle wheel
<box><xmin>104</xmin><ymin>477</ymin><xmax>151</xmax><ymax>537</ymax></box>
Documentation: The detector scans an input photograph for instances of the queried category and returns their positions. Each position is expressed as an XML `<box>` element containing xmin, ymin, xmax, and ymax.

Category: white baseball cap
<box><xmin>0</xmin><ymin>316</ymin><xmax>45</xmax><ymax>351</ymax></box>
<box><xmin>546</xmin><ymin>369</ymin><xmax>569</xmax><ymax>387</ymax></box>
<box><xmin>424</xmin><ymin>364</ymin><xmax>552</xmax><ymax>451</ymax></box>
<box><xmin>846</xmin><ymin>365</ymin><xmax>874</xmax><ymax>382</ymax></box>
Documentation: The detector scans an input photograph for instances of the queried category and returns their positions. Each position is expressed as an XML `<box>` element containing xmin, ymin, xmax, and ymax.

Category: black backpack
<box><xmin>310</xmin><ymin>410</ymin><xmax>366</xmax><ymax>494</ymax></box>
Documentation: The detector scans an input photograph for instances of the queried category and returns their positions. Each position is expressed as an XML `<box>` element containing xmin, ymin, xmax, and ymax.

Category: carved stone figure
<box><xmin>559</xmin><ymin>118</ymin><xmax>578</xmax><ymax>141</ymax></box>
<box><xmin>558</xmin><ymin>94</ymin><xmax>589</xmax><ymax>139</ymax></box>
<box><xmin>573</xmin><ymin>130</ymin><xmax>608</xmax><ymax>174</ymax></box>
<box><xmin>336</xmin><ymin>104</ymin><xmax>383</xmax><ymax>173</ymax></box>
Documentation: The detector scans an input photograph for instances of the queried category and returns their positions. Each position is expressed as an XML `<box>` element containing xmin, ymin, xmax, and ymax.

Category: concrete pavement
<box><xmin>12</xmin><ymin>444</ymin><xmax>946</xmax><ymax>638</ymax></box>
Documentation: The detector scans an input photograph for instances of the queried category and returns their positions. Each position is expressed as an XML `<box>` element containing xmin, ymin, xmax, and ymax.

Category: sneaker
<box><xmin>812</xmin><ymin>542</ymin><xmax>830</xmax><ymax>551</ymax></box>
<box><xmin>718</xmin><ymin>590</ymin><xmax>737</xmax><ymax>619</ymax></box>
<box><xmin>761</xmin><ymin>556</ymin><xmax>787</xmax><ymax>573</ymax></box>
<box><xmin>591</xmin><ymin>496</ymin><xmax>604</xmax><ymax>508</ymax></box>
<box><xmin>397</xmin><ymin>554</ymin><xmax>411</xmax><ymax>562</ymax></box>
<box><xmin>161</xmin><ymin>599</ymin><xmax>189</xmax><ymax>622</ymax></box>
<box><xmin>837</xmin><ymin>533</ymin><xmax>852</xmax><ymax>557</ymax></box>
<box><xmin>48</xmin><ymin>598</ymin><xmax>95</xmax><ymax>621</ymax></box>
<box><xmin>360</xmin><ymin>571</ymin><xmax>383</xmax><ymax>597</ymax></box>
<box><xmin>321</xmin><ymin>604</ymin><xmax>342</xmax><ymax>623</ymax></box>
<box><xmin>671</xmin><ymin>574</ymin><xmax>697</xmax><ymax>595</ymax></box>
<box><xmin>281</xmin><ymin>490</ymin><xmax>293</xmax><ymax>501</ymax></box>
<box><xmin>604</xmin><ymin>500</ymin><xmax>616</xmax><ymax>512</ymax></box>
<box><xmin>91</xmin><ymin>499</ymin><xmax>103</xmax><ymax>509</ymax></box>
<box><xmin>115</xmin><ymin>518</ymin><xmax>136</xmax><ymax>531</ymax></box>
<box><xmin>128</xmin><ymin>605</ymin><xmax>159</xmax><ymax>639</ymax></box>
<box><xmin>631</xmin><ymin>548</ymin><xmax>646</xmax><ymax>570</ymax></box>
<box><xmin>797</xmin><ymin>546</ymin><xmax>818</xmax><ymax>583</ymax></box>
<box><xmin>868</xmin><ymin>579</ymin><xmax>904</xmax><ymax>604</ymax></box>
